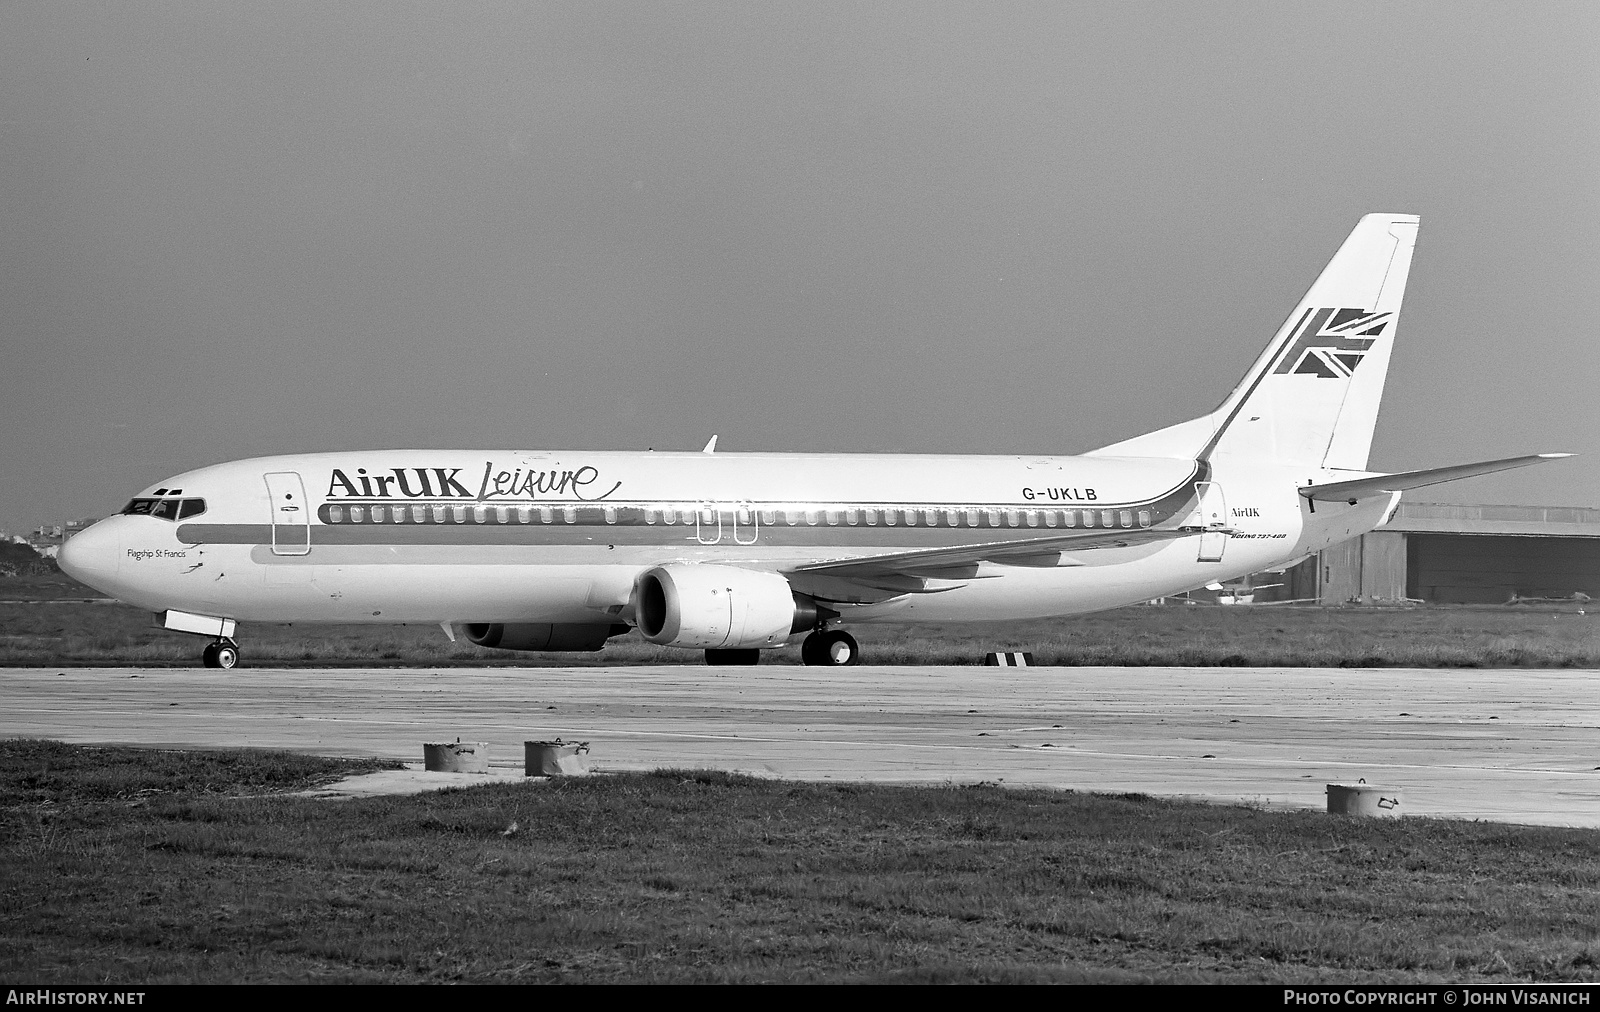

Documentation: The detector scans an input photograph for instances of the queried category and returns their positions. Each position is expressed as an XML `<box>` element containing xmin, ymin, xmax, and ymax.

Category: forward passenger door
<box><xmin>264</xmin><ymin>472</ymin><xmax>311</xmax><ymax>556</ymax></box>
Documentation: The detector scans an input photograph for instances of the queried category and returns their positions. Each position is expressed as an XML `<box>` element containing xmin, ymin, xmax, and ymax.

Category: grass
<box><xmin>1</xmin><ymin>741</ymin><xmax>1596</xmax><ymax>984</ymax></box>
<box><xmin>0</xmin><ymin>738</ymin><xmax>402</xmax><ymax>806</ymax></box>
<box><xmin>3</xmin><ymin>570</ymin><xmax>1599</xmax><ymax>668</ymax></box>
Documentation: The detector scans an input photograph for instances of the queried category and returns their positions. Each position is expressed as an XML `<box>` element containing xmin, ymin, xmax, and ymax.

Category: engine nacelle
<box><xmin>464</xmin><ymin>622</ymin><xmax>628</xmax><ymax>652</ymax></box>
<box><xmin>635</xmin><ymin>564</ymin><xmax>815</xmax><ymax>649</ymax></box>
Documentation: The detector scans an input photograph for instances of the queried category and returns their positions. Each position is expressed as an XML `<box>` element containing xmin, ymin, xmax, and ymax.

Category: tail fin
<box><xmin>1090</xmin><ymin>213</ymin><xmax>1420</xmax><ymax>470</ymax></box>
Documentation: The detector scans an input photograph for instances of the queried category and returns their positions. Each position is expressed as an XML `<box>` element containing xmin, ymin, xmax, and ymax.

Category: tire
<box><xmin>803</xmin><ymin>630</ymin><xmax>860</xmax><ymax>666</ymax></box>
<box><xmin>202</xmin><ymin>641</ymin><xmax>240</xmax><ymax>670</ymax></box>
<box><xmin>820</xmin><ymin>630</ymin><xmax>860</xmax><ymax>666</ymax></box>
<box><xmin>705</xmin><ymin>648</ymin><xmax>760</xmax><ymax>666</ymax></box>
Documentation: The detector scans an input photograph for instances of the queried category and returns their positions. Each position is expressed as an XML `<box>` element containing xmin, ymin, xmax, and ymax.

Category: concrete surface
<box><xmin>2</xmin><ymin>665</ymin><xmax>1597</xmax><ymax>826</ymax></box>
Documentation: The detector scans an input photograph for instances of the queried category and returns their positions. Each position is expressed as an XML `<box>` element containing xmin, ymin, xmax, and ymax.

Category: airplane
<box><xmin>57</xmin><ymin>213</ymin><xmax>1569</xmax><ymax>669</ymax></box>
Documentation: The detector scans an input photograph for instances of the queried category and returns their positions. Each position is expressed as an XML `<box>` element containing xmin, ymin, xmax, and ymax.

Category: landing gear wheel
<box><xmin>705</xmin><ymin>648</ymin><xmax>760</xmax><ymax>666</ymax></box>
<box><xmin>802</xmin><ymin>630</ymin><xmax>860</xmax><ymax>666</ymax></box>
<box><xmin>202</xmin><ymin>640</ymin><xmax>240</xmax><ymax>670</ymax></box>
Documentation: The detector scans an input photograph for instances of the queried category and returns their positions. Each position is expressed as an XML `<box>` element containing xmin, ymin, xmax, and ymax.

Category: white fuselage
<box><xmin>61</xmin><ymin>448</ymin><xmax>1391</xmax><ymax>631</ymax></box>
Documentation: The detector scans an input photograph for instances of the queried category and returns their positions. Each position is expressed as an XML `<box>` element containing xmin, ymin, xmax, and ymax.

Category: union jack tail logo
<box><xmin>1273</xmin><ymin>307</ymin><xmax>1391</xmax><ymax>379</ymax></box>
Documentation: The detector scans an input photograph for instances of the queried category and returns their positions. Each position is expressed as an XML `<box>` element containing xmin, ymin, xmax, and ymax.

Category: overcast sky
<box><xmin>2</xmin><ymin>1</ymin><xmax>1596</xmax><ymax>531</ymax></box>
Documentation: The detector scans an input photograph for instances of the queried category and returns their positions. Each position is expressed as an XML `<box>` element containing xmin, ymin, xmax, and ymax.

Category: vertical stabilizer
<box><xmin>1090</xmin><ymin>214</ymin><xmax>1419</xmax><ymax>470</ymax></box>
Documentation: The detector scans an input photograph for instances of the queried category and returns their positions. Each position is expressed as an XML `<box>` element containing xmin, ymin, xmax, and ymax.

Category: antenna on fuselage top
<box><xmin>702</xmin><ymin>435</ymin><xmax>718</xmax><ymax>454</ymax></box>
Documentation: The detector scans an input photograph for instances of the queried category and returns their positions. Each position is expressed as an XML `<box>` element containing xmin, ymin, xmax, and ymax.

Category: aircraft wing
<box><xmin>786</xmin><ymin>527</ymin><xmax>1196</xmax><ymax>585</ymax></box>
<box><xmin>1299</xmin><ymin>453</ymin><xmax>1573</xmax><ymax>504</ymax></box>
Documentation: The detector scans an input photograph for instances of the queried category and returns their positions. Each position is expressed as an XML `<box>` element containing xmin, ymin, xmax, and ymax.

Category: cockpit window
<box><xmin>122</xmin><ymin>498</ymin><xmax>206</xmax><ymax>521</ymax></box>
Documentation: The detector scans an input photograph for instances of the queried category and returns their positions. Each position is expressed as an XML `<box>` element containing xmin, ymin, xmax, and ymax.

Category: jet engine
<box><xmin>463</xmin><ymin>622</ymin><xmax>629</xmax><ymax>652</ymax></box>
<box><xmin>635</xmin><ymin>564</ymin><xmax>816</xmax><ymax>649</ymax></box>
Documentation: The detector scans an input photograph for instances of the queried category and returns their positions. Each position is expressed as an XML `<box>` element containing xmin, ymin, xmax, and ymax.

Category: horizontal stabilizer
<box><xmin>1299</xmin><ymin>454</ymin><xmax>1573</xmax><ymax>503</ymax></box>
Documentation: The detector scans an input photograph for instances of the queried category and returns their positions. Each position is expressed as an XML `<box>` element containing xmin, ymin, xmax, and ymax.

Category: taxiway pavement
<box><xmin>3</xmin><ymin>665</ymin><xmax>1597</xmax><ymax>827</ymax></box>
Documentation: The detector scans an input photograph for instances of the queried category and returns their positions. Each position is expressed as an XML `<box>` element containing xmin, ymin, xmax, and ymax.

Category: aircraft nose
<box><xmin>57</xmin><ymin>519</ymin><xmax>122</xmax><ymax>592</ymax></box>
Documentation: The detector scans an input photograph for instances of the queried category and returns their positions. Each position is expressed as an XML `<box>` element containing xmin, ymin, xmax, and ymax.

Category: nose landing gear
<box><xmin>201</xmin><ymin>639</ymin><xmax>240</xmax><ymax>670</ymax></box>
<box><xmin>800</xmin><ymin>628</ymin><xmax>860</xmax><ymax>666</ymax></box>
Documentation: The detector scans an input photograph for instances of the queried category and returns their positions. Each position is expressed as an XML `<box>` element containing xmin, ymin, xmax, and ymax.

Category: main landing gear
<box><xmin>201</xmin><ymin>638</ymin><xmax>240</xmax><ymax>670</ymax></box>
<box><xmin>701</xmin><ymin>629</ymin><xmax>862</xmax><ymax>666</ymax></box>
<box><xmin>801</xmin><ymin>628</ymin><xmax>860</xmax><ymax>667</ymax></box>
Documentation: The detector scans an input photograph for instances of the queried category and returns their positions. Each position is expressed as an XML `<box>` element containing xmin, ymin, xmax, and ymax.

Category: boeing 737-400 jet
<box><xmin>58</xmin><ymin>214</ymin><xmax>1568</xmax><ymax>668</ymax></box>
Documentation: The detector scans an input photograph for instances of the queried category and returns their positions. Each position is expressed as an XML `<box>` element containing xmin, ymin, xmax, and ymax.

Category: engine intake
<box><xmin>464</xmin><ymin>623</ymin><xmax>628</xmax><ymax>652</ymax></box>
<box><xmin>636</xmin><ymin>564</ymin><xmax>815</xmax><ymax>649</ymax></box>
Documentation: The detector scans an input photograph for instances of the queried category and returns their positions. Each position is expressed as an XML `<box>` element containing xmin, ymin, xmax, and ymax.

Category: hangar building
<box><xmin>1273</xmin><ymin>502</ymin><xmax>1600</xmax><ymax>604</ymax></box>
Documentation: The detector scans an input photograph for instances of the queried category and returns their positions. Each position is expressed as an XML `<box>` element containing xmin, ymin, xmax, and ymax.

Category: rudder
<box><xmin>1091</xmin><ymin>214</ymin><xmax>1419</xmax><ymax>471</ymax></box>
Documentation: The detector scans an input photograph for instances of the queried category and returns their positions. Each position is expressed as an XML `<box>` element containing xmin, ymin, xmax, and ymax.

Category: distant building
<box><xmin>25</xmin><ymin>525</ymin><xmax>63</xmax><ymax>557</ymax></box>
<box><xmin>23</xmin><ymin>519</ymin><xmax>99</xmax><ymax>559</ymax></box>
<box><xmin>1262</xmin><ymin>502</ymin><xmax>1600</xmax><ymax>605</ymax></box>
